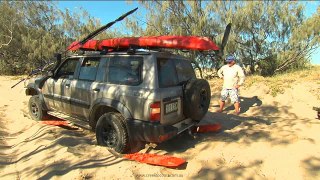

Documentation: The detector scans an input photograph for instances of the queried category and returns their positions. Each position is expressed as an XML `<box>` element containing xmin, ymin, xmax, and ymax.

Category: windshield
<box><xmin>157</xmin><ymin>58</ymin><xmax>195</xmax><ymax>88</ymax></box>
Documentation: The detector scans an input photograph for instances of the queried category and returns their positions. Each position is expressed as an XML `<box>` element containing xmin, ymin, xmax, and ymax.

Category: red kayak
<box><xmin>68</xmin><ymin>36</ymin><xmax>220</xmax><ymax>51</ymax></box>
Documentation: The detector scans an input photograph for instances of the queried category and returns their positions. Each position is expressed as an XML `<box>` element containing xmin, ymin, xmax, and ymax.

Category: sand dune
<box><xmin>0</xmin><ymin>75</ymin><xmax>319</xmax><ymax>179</ymax></box>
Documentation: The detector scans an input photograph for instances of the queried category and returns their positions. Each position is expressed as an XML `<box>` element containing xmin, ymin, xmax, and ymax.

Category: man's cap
<box><xmin>226</xmin><ymin>55</ymin><xmax>236</xmax><ymax>62</ymax></box>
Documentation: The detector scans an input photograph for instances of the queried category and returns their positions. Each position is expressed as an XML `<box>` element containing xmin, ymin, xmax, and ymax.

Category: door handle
<box><xmin>93</xmin><ymin>88</ymin><xmax>100</xmax><ymax>92</ymax></box>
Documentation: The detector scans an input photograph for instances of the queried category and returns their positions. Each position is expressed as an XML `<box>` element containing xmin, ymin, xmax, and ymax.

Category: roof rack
<box><xmin>75</xmin><ymin>44</ymin><xmax>166</xmax><ymax>55</ymax></box>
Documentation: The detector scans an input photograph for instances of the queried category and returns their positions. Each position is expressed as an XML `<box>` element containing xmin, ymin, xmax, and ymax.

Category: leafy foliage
<box><xmin>0</xmin><ymin>1</ymin><xmax>318</xmax><ymax>76</ymax></box>
<box><xmin>126</xmin><ymin>1</ymin><xmax>319</xmax><ymax>76</ymax></box>
<box><xmin>0</xmin><ymin>1</ymin><xmax>118</xmax><ymax>75</ymax></box>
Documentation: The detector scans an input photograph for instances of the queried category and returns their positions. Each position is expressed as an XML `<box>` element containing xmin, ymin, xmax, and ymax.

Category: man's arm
<box><xmin>237</xmin><ymin>66</ymin><xmax>245</xmax><ymax>86</ymax></box>
<box><xmin>217</xmin><ymin>66</ymin><xmax>224</xmax><ymax>79</ymax></box>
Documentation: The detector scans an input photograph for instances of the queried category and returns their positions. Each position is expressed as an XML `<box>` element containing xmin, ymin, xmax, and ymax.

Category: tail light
<box><xmin>150</xmin><ymin>102</ymin><xmax>161</xmax><ymax>122</ymax></box>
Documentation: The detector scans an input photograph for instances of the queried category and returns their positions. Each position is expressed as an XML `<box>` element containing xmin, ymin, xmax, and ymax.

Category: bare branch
<box><xmin>0</xmin><ymin>21</ymin><xmax>13</xmax><ymax>49</ymax></box>
<box><xmin>135</xmin><ymin>16</ymin><xmax>161</xmax><ymax>34</ymax></box>
<box><xmin>274</xmin><ymin>43</ymin><xmax>311</xmax><ymax>73</ymax></box>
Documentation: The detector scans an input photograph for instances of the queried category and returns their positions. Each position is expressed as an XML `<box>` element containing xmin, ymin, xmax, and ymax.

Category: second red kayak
<box><xmin>68</xmin><ymin>36</ymin><xmax>220</xmax><ymax>51</ymax></box>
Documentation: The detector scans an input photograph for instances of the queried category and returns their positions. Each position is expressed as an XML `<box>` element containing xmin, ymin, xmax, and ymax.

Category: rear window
<box><xmin>107</xmin><ymin>56</ymin><xmax>143</xmax><ymax>85</ymax></box>
<box><xmin>157</xmin><ymin>58</ymin><xmax>195</xmax><ymax>88</ymax></box>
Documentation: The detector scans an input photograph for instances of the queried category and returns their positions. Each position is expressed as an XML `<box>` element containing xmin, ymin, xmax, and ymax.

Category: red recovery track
<box><xmin>68</xmin><ymin>36</ymin><xmax>220</xmax><ymax>51</ymax></box>
<box><xmin>124</xmin><ymin>153</ymin><xmax>186</xmax><ymax>168</ymax></box>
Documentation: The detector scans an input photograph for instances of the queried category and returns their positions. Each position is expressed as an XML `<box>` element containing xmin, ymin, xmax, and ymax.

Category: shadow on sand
<box><xmin>223</xmin><ymin>96</ymin><xmax>262</xmax><ymax>114</ymax></box>
<box><xmin>148</xmin><ymin>96</ymin><xmax>270</xmax><ymax>158</ymax></box>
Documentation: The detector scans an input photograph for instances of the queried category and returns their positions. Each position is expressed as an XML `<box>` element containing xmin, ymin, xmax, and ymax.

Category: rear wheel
<box><xmin>183</xmin><ymin>79</ymin><xmax>211</xmax><ymax>122</ymax></box>
<box><xmin>28</xmin><ymin>95</ymin><xmax>46</xmax><ymax>121</ymax></box>
<box><xmin>96</xmin><ymin>112</ymin><xmax>130</xmax><ymax>153</ymax></box>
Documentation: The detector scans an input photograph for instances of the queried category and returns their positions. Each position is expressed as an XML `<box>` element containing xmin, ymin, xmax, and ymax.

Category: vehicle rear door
<box><xmin>157</xmin><ymin>57</ymin><xmax>196</xmax><ymax>125</ymax></box>
<box><xmin>104</xmin><ymin>56</ymin><xmax>144</xmax><ymax>119</ymax></box>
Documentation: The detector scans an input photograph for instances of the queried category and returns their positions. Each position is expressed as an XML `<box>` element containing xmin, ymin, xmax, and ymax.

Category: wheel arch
<box><xmin>25</xmin><ymin>83</ymin><xmax>40</xmax><ymax>96</ymax></box>
<box><xmin>25</xmin><ymin>84</ymin><xmax>49</xmax><ymax>111</ymax></box>
<box><xmin>89</xmin><ymin>99</ymin><xmax>133</xmax><ymax>129</ymax></box>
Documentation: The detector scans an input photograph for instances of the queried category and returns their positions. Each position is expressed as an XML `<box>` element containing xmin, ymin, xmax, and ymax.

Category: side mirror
<box><xmin>52</xmin><ymin>53</ymin><xmax>62</xmax><ymax>72</ymax></box>
<box><xmin>55</xmin><ymin>53</ymin><xmax>62</xmax><ymax>62</ymax></box>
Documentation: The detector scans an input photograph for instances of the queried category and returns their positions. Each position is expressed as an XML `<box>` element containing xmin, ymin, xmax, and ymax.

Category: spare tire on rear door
<box><xmin>183</xmin><ymin>79</ymin><xmax>211</xmax><ymax>121</ymax></box>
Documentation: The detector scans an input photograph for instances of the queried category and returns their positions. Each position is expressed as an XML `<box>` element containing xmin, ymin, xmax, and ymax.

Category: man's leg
<box><xmin>218</xmin><ymin>89</ymin><xmax>228</xmax><ymax>112</ymax></box>
<box><xmin>230</xmin><ymin>89</ymin><xmax>240</xmax><ymax>114</ymax></box>
<box><xmin>218</xmin><ymin>100</ymin><xmax>225</xmax><ymax>112</ymax></box>
<box><xmin>234</xmin><ymin>102</ymin><xmax>240</xmax><ymax>114</ymax></box>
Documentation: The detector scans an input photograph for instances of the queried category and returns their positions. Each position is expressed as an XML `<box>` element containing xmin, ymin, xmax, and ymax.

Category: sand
<box><xmin>0</xmin><ymin>76</ymin><xmax>320</xmax><ymax>179</ymax></box>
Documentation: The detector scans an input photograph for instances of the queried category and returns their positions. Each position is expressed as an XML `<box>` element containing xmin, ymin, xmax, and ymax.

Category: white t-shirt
<box><xmin>217</xmin><ymin>64</ymin><xmax>245</xmax><ymax>89</ymax></box>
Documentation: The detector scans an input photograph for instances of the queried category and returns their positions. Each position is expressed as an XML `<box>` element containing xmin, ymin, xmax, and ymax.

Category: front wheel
<box><xmin>28</xmin><ymin>95</ymin><xmax>46</xmax><ymax>121</ymax></box>
<box><xmin>96</xmin><ymin>112</ymin><xmax>130</xmax><ymax>153</ymax></box>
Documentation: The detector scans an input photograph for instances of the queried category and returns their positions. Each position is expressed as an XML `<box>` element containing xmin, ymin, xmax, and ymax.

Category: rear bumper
<box><xmin>127</xmin><ymin>119</ymin><xmax>193</xmax><ymax>143</ymax></box>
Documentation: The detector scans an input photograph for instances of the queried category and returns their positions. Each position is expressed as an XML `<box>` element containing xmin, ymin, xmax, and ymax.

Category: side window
<box><xmin>157</xmin><ymin>58</ymin><xmax>178</xmax><ymax>88</ymax></box>
<box><xmin>56</xmin><ymin>58</ymin><xmax>79</xmax><ymax>79</ymax></box>
<box><xmin>96</xmin><ymin>58</ymin><xmax>108</xmax><ymax>82</ymax></box>
<box><xmin>174</xmin><ymin>59</ymin><xmax>196</xmax><ymax>83</ymax></box>
<box><xmin>78</xmin><ymin>58</ymin><xmax>100</xmax><ymax>81</ymax></box>
<box><xmin>108</xmin><ymin>56</ymin><xmax>143</xmax><ymax>85</ymax></box>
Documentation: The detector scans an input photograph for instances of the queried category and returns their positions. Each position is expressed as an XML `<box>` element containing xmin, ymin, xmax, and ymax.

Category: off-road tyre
<box><xmin>96</xmin><ymin>112</ymin><xmax>130</xmax><ymax>153</ymax></box>
<box><xmin>28</xmin><ymin>95</ymin><xmax>46</xmax><ymax>121</ymax></box>
<box><xmin>183</xmin><ymin>79</ymin><xmax>211</xmax><ymax>122</ymax></box>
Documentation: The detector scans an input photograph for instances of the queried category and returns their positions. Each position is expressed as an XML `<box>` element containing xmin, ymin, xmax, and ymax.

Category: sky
<box><xmin>57</xmin><ymin>1</ymin><xmax>320</xmax><ymax>64</ymax></box>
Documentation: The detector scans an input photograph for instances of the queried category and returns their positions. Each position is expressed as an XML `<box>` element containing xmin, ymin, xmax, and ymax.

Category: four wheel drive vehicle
<box><xmin>20</xmin><ymin>8</ymin><xmax>231</xmax><ymax>153</ymax></box>
<box><xmin>26</xmin><ymin>50</ymin><xmax>211</xmax><ymax>153</ymax></box>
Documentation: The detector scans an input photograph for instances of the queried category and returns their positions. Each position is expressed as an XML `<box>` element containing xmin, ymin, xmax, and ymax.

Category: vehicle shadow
<box><xmin>154</xmin><ymin>96</ymin><xmax>287</xmax><ymax>155</ymax></box>
<box><xmin>155</xmin><ymin>111</ymin><xmax>271</xmax><ymax>154</ymax></box>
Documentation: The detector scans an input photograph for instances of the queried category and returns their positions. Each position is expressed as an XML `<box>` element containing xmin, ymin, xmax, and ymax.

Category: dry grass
<box><xmin>246</xmin><ymin>66</ymin><xmax>320</xmax><ymax>97</ymax></box>
<box><xmin>8</xmin><ymin>75</ymin><xmax>25</xmax><ymax>80</ymax></box>
<box><xmin>208</xmin><ymin>65</ymin><xmax>320</xmax><ymax>98</ymax></box>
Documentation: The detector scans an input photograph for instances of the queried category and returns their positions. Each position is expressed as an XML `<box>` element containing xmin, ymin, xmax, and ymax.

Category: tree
<box><xmin>274</xmin><ymin>5</ymin><xmax>320</xmax><ymax>73</ymax></box>
<box><xmin>0</xmin><ymin>1</ymin><xmax>118</xmax><ymax>75</ymax></box>
<box><xmin>220</xmin><ymin>1</ymin><xmax>319</xmax><ymax>75</ymax></box>
<box><xmin>1</xmin><ymin>1</ymin><xmax>318</xmax><ymax>76</ymax></box>
<box><xmin>126</xmin><ymin>1</ymin><xmax>320</xmax><ymax>76</ymax></box>
<box><xmin>0</xmin><ymin>1</ymin><xmax>28</xmax><ymax>74</ymax></box>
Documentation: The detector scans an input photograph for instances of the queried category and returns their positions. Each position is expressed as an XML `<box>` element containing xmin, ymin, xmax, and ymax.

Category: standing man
<box><xmin>217</xmin><ymin>55</ymin><xmax>245</xmax><ymax>114</ymax></box>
